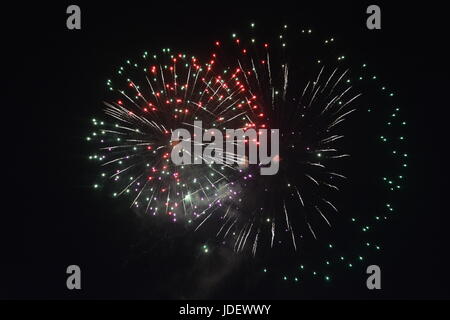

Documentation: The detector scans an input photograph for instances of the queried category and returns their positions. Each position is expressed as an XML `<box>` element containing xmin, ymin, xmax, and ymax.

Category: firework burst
<box><xmin>190</xmin><ymin>25</ymin><xmax>362</xmax><ymax>256</ymax></box>
<box><xmin>88</xmin><ymin>49</ymin><xmax>262</xmax><ymax>223</ymax></box>
<box><xmin>191</xmin><ymin>23</ymin><xmax>408</xmax><ymax>283</ymax></box>
<box><xmin>87</xmin><ymin>22</ymin><xmax>408</xmax><ymax>284</ymax></box>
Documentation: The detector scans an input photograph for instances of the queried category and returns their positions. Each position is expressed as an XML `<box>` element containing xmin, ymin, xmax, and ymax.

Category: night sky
<box><xmin>1</xmin><ymin>1</ymin><xmax>449</xmax><ymax>299</ymax></box>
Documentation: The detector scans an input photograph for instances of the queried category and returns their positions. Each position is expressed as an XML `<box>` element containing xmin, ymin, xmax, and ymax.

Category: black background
<box><xmin>1</xmin><ymin>1</ymin><xmax>449</xmax><ymax>299</ymax></box>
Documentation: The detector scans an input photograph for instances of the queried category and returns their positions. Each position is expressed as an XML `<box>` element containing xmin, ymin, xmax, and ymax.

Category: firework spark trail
<box><xmin>252</xmin><ymin>230</ymin><xmax>260</xmax><ymax>257</ymax></box>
